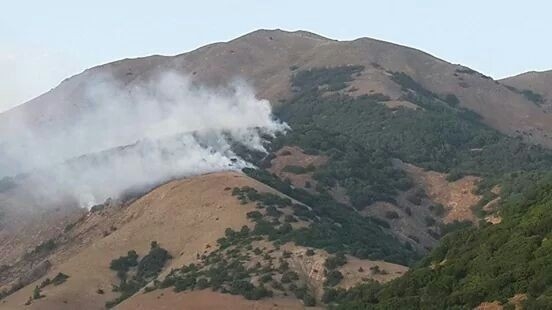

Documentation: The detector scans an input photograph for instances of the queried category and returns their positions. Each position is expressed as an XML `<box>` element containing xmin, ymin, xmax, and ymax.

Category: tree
<box><xmin>32</xmin><ymin>286</ymin><xmax>43</xmax><ymax>299</ymax></box>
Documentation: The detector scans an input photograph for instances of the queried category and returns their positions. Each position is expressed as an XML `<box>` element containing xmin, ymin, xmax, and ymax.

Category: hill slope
<box><xmin>2</xmin><ymin>172</ymin><xmax>271</xmax><ymax>309</ymax></box>
<box><xmin>2</xmin><ymin>29</ymin><xmax>552</xmax><ymax>147</ymax></box>
<box><xmin>324</xmin><ymin>174</ymin><xmax>552</xmax><ymax>309</ymax></box>
<box><xmin>501</xmin><ymin>70</ymin><xmax>552</xmax><ymax>106</ymax></box>
<box><xmin>0</xmin><ymin>171</ymin><xmax>409</xmax><ymax>309</ymax></box>
<box><xmin>2</xmin><ymin>29</ymin><xmax>552</xmax><ymax>310</ymax></box>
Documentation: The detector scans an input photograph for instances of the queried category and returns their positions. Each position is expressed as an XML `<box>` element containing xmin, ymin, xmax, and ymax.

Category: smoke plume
<box><xmin>0</xmin><ymin>71</ymin><xmax>287</xmax><ymax>209</ymax></box>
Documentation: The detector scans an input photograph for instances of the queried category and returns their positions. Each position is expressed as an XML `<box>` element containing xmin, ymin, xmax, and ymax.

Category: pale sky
<box><xmin>1</xmin><ymin>0</ymin><xmax>550</xmax><ymax>112</ymax></box>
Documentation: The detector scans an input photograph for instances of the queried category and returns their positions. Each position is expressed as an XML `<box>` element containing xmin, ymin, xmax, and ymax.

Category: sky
<box><xmin>1</xmin><ymin>0</ymin><xmax>550</xmax><ymax>112</ymax></box>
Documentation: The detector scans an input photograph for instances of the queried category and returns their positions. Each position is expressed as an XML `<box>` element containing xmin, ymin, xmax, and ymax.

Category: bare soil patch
<box><xmin>401</xmin><ymin>163</ymin><xmax>481</xmax><ymax>223</ymax></box>
<box><xmin>268</xmin><ymin>146</ymin><xmax>328</xmax><ymax>191</ymax></box>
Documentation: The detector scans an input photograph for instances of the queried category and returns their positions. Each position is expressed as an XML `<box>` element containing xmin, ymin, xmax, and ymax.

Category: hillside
<box><xmin>2</xmin><ymin>29</ymin><xmax>552</xmax><ymax>309</ymax></box>
<box><xmin>0</xmin><ymin>172</ymin><xmax>409</xmax><ymax>309</ymax></box>
<box><xmin>324</xmin><ymin>174</ymin><xmax>552</xmax><ymax>309</ymax></box>
<box><xmin>2</xmin><ymin>172</ymin><xmax>268</xmax><ymax>308</ymax></box>
<box><xmin>2</xmin><ymin>29</ymin><xmax>552</xmax><ymax>148</ymax></box>
<box><xmin>501</xmin><ymin>70</ymin><xmax>552</xmax><ymax>106</ymax></box>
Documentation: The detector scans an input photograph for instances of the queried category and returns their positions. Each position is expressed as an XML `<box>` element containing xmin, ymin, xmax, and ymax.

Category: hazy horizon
<box><xmin>2</xmin><ymin>0</ymin><xmax>551</xmax><ymax>112</ymax></box>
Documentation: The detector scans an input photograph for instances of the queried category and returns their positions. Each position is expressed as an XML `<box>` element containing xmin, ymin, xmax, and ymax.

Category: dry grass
<box><xmin>268</xmin><ymin>146</ymin><xmax>327</xmax><ymax>191</ymax></box>
<box><xmin>383</xmin><ymin>100</ymin><xmax>420</xmax><ymax>110</ymax></box>
<box><xmin>1</xmin><ymin>171</ymin><xmax>411</xmax><ymax>309</ymax></box>
<box><xmin>0</xmin><ymin>172</ymin><xmax>288</xmax><ymax>309</ymax></box>
<box><xmin>402</xmin><ymin>163</ymin><xmax>481</xmax><ymax>223</ymax></box>
<box><xmin>118</xmin><ymin>289</ymin><xmax>313</xmax><ymax>310</ymax></box>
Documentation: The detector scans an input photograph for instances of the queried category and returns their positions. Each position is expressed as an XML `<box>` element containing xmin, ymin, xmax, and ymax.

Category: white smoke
<box><xmin>0</xmin><ymin>71</ymin><xmax>287</xmax><ymax>208</ymax></box>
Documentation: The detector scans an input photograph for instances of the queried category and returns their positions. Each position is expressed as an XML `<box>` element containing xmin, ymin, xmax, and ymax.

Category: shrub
<box><xmin>246</xmin><ymin>211</ymin><xmax>263</xmax><ymax>220</ymax></box>
<box><xmin>110</xmin><ymin>250</ymin><xmax>139</xmax><ymax>274</ymax></box>
<box><xmin>51</xmin><ymin>272</ymin><xmax>69</xmax><ymax>286</ymax></box>
<box><xmin>325</xmin><ymin>253</ymin><xmax>347</xmax><ymax>270</ymax></box>
<box><xmin>390</xmin><ymin>72</ymin><xmax>436</xmax><ymax>98</ymax></box>
<box><xmin>32</xmin><ymin>286</ymin><xmax>43</xmax><ymax>299</ymax></box>
<box><xmin>266</xmin><ymin>206</ymin><xmax>282</xmax><ymax>217</ymax></box>
<box><xmin>284</xmin><ymin>214</ymin><xmax>298</xmax><ymax>223</ymax></box>
<box><xmin>291</xmin><ymin>285</ymin><xmax>307</xmax><ymax>299</ymax></box>
<box><xmin>107</xmin><ymin>243</ymin><xmax>170</xmax><ymax>307</ymax></box>
<box><xmin>369</xmin><ymin>265</ymin><xmax>387</xmax><ymax>275</ymax></box>
<box><xmin>196</xmin><ymin>278</ymin><xmax>209</xmax><ymax>289</ymax></box>
<box><xmin>292</xmin><ymin>65</ymin><xmax>364</xmax><ymax>93</ymax></box>
<box><xmin>424</xmin><ymin>216</ymin><xmax>436</xmax><ymax>227</ymax></box>
<box><xmin>282</xmin><ymin>250</ymin><xmax>292</xmax><ymax>258</ymax></box>
<box><xmin>281</xmin><ymin>271</ymin><xmax>299</xmax><ymax>283</ymax></box>
<box><xmin>325</xmin><ymin>270</ymin><xmax>344</xmax><ymax>287</ymax></box>
<box><xmin>271</xmin><ymin>280</ymin><xmax>284</xmax><ymax>291</ymax></box>
<box><xmin>520</xmin><ymin>89</ymin><xmax>544</xmax><ymax>104</ymax></box>
<box><xmin>429</xmin><ymin>204</ymin><xmax>445</xmax><ymax>217</ymax></box>
<box><xmin>244</xmin><ymin>285</ymin><xmax>273</xmax><ymax>300</ymax></box>
<box><xmin>384</xmin><ymin>211</ymin><xmax>400</xmax><ymax>220</ymax></box>
<box><xmin>136</xmin><ymin>242</ymin><xmax>171</xmax><ymax>280</ymax></box>
<box><xmin>32</xmin><ymin>239</ymin><xmax>57</xmax><ymax>255</ymax></box>
<box><xmin>440</xmin><ymin>220</ymin><xmax>472</xmax><ymax>235</ymax></box>
<box><xmin>64</xmin><ymin>222</ymin><xmax>77</xmax><ymax>233</ymax></box>
<box><xmin>90</xmin><ymin>204</ymin><xmax>105</xmax><ymax>213</ymax></box>
<box><xmin>303</xmin><ymin>294</ymin><xmax>316</xmax><ymax>306</ymax></box>
<box><xmin>455</xmin><ymin>67</ymin><xmax>477</xmax><ymax>75</ymax></box>
<box><xmin>260</xmin><ymin>274</ymin><xmax>273</xmax><ymax>283</ymax></box>
<box><xmin>407</xmin><ymin>189</ymin><xmax>426</xmax><ymax>205</ymax></box>
<box><xmin>426</xmin><ymin>229</ymin><xmax>440</xmax><ymax>239</ymax></box>
<box><xmin>444</xmin><ymin>94</ymin><xmax>460</xmax><ymax>106</ymax></box>
<box><xmin>278</xmin><ymin>223</ymin><xmax>293</xmax><ymax>234</ymax></box>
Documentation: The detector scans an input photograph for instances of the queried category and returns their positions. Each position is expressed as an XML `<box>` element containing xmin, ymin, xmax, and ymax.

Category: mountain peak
<box><xmin>239</xmin><ymin>28</ymin><xmax>332</xmax><ymax>41</ymax></box>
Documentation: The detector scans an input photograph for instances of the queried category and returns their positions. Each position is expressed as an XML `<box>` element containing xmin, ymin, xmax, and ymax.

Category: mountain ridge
<box><xmin>3</xmin><ymin>29</ymin><xmax>552</xmax><ymax>149</ymax></box>
<box><xmin>501</xmin><ymin>69</ymin><xmax>552</xmax><ymax>105</ymax></box>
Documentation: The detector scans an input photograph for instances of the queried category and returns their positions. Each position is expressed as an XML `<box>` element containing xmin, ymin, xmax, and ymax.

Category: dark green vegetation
<box><xmin>39</xmin><ymin>272</ymin><xmax>70</xmax><ymax>288</ymax></box>
<box><xmin>323</xmin><ymin>175</ymin><xmax>552</xmax><ymax>309</ymax></box>
<box><xmin>455</xmin><ymin>67</ymin><xmax>493</xmax><ymax>80</ymax></box>
<box><xmin>291</xmin><ymin>65</ymin><xmax>364</xmax><ymax>92</ymax></box>
<box><xmin>277</xmin><ymin>67</ymin><xmax>552</xmax><ymax>188</ymax></box>
<box><xmin>29</xmin><ymin>239</ymin><xmax>57</xmax><ymax>257</ymax></box>
<box><xmin>155</xmin><ymin>195</ymin><xmax>317</xmax><ymax>305</ymax></box>
<box><xmin>247</xmin><ymin>65</ymin><xmax>552</xmax><ymax>307</ymax></box>
<box><xmin>32</xmin><ymin>286</ymin><xmax>43</xmax><ymax>300</ymax></box>
<box><xmin>324</xmin><ymin>253</ymin><xmax>347</xmax><ymax>287</ymax></box>
<box><xmin>158</xmin><ymin>235</ymin><xmax>282</xmax><ymax>300</ymax></box>
<box><xmin>155</xmin><ymin>185</ymin><xmax>387</xmax><ymax>306</ymax></box>
<box><xmin>23</xmin><ymin>272</ymin><xmax>65</xmax><ymax>307</ymax></box>
<box><xmin>266</xmin><ymin>65</ymin><xmax>552</xmax><ymax>245</ymax></box>
<box><xmin>282</xmin><ymin>164</ymin><xmax>315</xmax><ymax>174</ymax></box>
<box><xmin>106</xmin><ymin>242</ymin><xmax>171</xmax><ymax>308</ymax></box>
<box><xmin>103</xmin><ymin>65</ymin><xmax>552</xmax><ymax>307</ymax></box>
<box><xmin>239</xmin><ymin>172</ymin><xmax>418</xmax><ymax>265</ymax></box>
<box><xmin>504</xmin><ymin>85</ymin><xmax>545</xmax><ymax>105</ymax></box>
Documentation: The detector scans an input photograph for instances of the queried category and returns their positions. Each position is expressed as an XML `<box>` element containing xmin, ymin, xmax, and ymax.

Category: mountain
<box><xmin>325</xmin><ymin>175</ymin><xmax>552</xmax><ymax>309</ymax></box>
<box><xmin>2</xmin><ymin>29</ymin><xmax>552</xmax><ymax>309</ymax></box>
<box><xmin>501</xmin><ymin>70</ymin><xmax>552</xmax><ymax>106</ymax></box>
<box><xmin>2</xmin><ymin>29</ymin><xmax>552</xmax><ymax>147</ymax></box>
<box><xmin>0</xmin><ymin>172</ymin><xmax>407</xmax><ymax>309</ymax></box>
